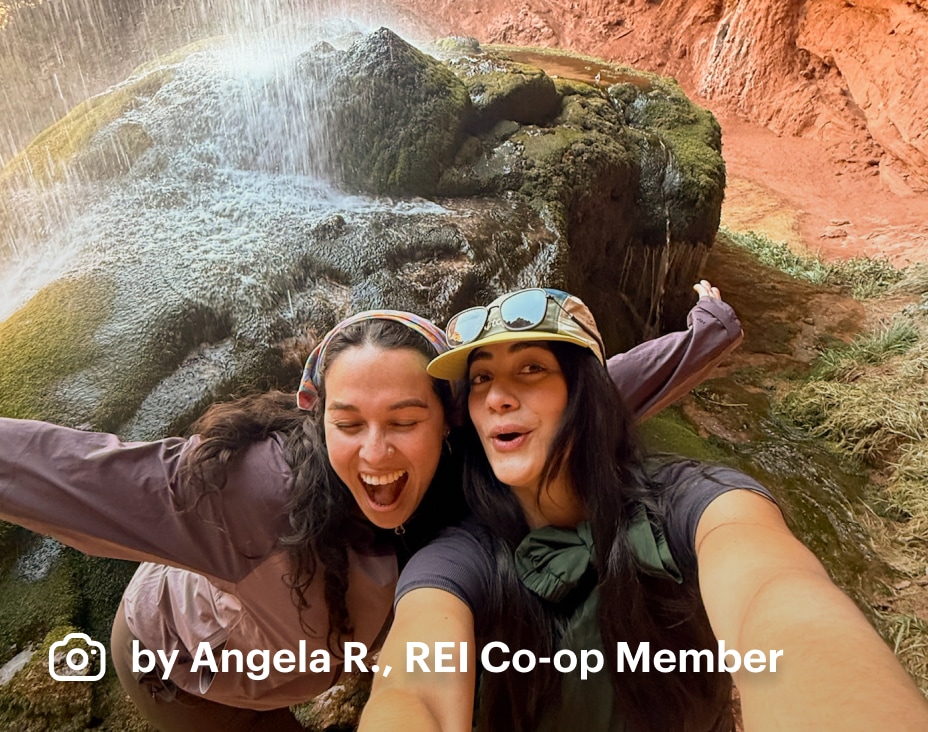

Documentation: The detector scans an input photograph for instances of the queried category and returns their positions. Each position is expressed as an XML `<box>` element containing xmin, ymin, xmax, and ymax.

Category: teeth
<box><xmin>360</xmin><ymin>470</ymin><xmax>406</xmax><ymax>486</ymax></box>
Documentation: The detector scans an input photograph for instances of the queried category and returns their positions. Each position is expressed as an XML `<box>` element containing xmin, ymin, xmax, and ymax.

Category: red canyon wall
<box><xmin>389</xmin><ymin>0</ymin><xmax>928</xmax><ymax>195</ymax></box>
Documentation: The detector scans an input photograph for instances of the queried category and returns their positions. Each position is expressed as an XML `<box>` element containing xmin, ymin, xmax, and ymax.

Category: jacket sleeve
<box><xmin>0</xmin><ymin>418</ymin><xmax>292</xmax><ymax>582</ymax></box>
<box><xmin>608</xmin><ymin>297</ymin><xmax>744</xmax><ymax>422</ymax></box>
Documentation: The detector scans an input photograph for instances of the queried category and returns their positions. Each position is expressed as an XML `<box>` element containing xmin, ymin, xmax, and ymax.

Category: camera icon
<box><xmin>48</xmin><ymin>632</ymin><xmax>106</xmax><ymax>681</ymax></box>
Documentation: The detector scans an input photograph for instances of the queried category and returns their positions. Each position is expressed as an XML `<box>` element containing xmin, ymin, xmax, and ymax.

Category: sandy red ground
<box><xmin>717</xmin><ymin>110</ymin><xmax>928</xmax><ymax>267</ymax></box>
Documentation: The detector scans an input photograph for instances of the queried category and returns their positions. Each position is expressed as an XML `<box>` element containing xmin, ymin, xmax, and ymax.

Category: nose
<box><xmin>359</xmin><ymin>428</ymin><xmax>394</xmax><ymax>464</ymax></box>
<box><xmin>485</xmin><ymin>378</ymin><xmax>519</xmax><ymax>413</ymax></box>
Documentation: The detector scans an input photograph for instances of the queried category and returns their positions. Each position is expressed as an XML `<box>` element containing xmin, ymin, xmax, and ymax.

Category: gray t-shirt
<box><xmin>396</xmin><ymin>460</ymin><xmax>775</xmax><ymax>635</ymax></box>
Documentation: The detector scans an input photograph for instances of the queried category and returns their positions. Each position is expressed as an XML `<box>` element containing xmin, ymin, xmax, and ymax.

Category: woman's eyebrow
<box><xmin>328</xmin><ymin>399</ymin><xmax>429</xmax><ymax>411</ymax></box>
<box><xmin>471</xmin><ymin>342</ymin><xmax>548</xmax><ymax>363</ymax></box>
<box><xmin>327</xmin><ymin>402</ymin><xmax>359</xmax><ymax>412</ymax></box>
<box><xmin>388</xmin><ymin>399</ymin><xmax>430</xmax><ymax>410</ymax></box>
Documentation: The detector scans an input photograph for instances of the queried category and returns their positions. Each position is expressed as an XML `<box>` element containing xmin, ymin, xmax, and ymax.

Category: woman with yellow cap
<box><xmin>362</xmin><ymin>288</ymin><xmax>928</xmax><ymax>732</ymax></box>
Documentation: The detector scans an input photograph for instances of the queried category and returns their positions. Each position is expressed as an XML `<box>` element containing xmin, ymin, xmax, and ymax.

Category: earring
<box><xmin>443</xmin><ymin>437</ymin><xmax>452</xmax><ymax>456</ymax></box>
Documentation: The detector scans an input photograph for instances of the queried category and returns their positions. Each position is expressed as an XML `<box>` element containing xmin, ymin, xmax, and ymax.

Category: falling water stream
<box><xmin>0</xmin><ymin>0</ymin><xmax>439</xmax><ymax>321</ymax></box>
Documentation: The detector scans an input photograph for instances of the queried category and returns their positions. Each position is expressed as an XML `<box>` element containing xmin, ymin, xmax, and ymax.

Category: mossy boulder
<box><xmin>311</xmin><ymin>28</ymin><xmax>473</xmax><ymax>195</ymax></box>
<box><xmin>0</xmin><ymin>274</ymin><xmax>114</xmax><ymax>422</ymax></box>
<box><xmin>431</xmin><ymin>43</ymin><xmax>725</xmax><ymax>350</ymax></box>
<box><xmin>0</xmin><ymin>70</ymin><xmax>168</xmax><ymax>191</ymax></box>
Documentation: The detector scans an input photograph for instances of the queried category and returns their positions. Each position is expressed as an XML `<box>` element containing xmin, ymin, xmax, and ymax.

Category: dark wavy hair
<box><xmin>179</xmin><ymin>319</ymin><xmax>464</xmax><ymax>653</ymax></box>
<box><xmin>464</xmin><ymin>342</ymin><xmax>733</xmax><ymax>732</ymax></box>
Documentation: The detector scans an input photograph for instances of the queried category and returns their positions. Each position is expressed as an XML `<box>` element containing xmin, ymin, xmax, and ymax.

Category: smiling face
<box><xmin>323</xmin><ymin>344</ymin><xmax>447</xmax><ymax>529</ymax></box>
<box><xmin>467</xmin><ymin>341</ymin><xmax>582</xmax><ymax>528</ymax></box>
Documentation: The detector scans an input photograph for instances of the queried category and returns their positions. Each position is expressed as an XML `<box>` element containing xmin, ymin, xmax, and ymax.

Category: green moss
<box><xmin>457</xmin><ymin>60</ymin><xmax>560</xmax><ymax>130</ymax></box>
<box><xmin>71</xmin><ymin>556</ymin><xmax>138</xmax><ymax>649</ymax></box>
<box><xmin>615</xmin><ymin>79</ymin><xmax>725</xmax><ymax>243</ymax></box>
<box><xmin>474</xmin><ymin>43</ymin><xmax>723</xmax><ymax>243</ymax></box>
<box><xmin>552</xmin><ymin>77</ymin><xmax>603</xmax><ymax>98</ymax></box>
<box><xmin>509</xmin><ymin>93</ymin><xmax>636</xmax><ymax>208</ymax></box>
<box><xmin>430</xmin><ymin>36</ymin><xmax>483</xmax><ymax>55</ymax></box>
<box><xmin>330</xmin><ymin>29</ymin><xmax>472</xmax><ymax>196</ymax></box>
<box><xmin>0</xmin><ymin>274</ymin><xmax>115</xmax><ymax>421</ymax></box>
<box><xmin>639</xmin><ymin>409</ymin><xmax>729</xmax><ymax>462</ymax></box>
<box><xmin>0</xmin><ymin>547</ymin><xmax>82</xmax><ymax>665</ymax></box>
<box><xmin>0</xmin><ymin>625</ymin><xmax>94</xmax><ymax>731</ymax></box>
<box><xmin>0</xmin><ymin>35</ymin><xmax>225</xmax><ymax>191</ymax></box>
<box><xmin>0</xmin><ymin>69</ymin><xmax>170</xmax><ymax>189</ymax></box>
<box><xmin>0</xmin><ymin>521</ymin><xmax>19</xmax><ymax>556</ymax></box>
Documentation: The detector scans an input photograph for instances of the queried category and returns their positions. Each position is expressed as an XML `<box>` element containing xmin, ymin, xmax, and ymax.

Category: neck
<box><xmin>517</xmin><ymin>477</ymin><xmax>586</xmax><ymax>530</ymax></box>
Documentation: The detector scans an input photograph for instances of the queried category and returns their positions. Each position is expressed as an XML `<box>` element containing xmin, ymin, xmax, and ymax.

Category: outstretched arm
<box><xmin>359</xmin><ymin>588</ymin><xmax>476</xmax><ymax>732</ymax></box>
<box><xmin>610</xmin><ymin>281</ymin><xmax>744</xmax><ymax>421</ymax></box>
<box><xmin>0</xmin><ymin>417</ymin><xmax>289</xmax><ymax>580</ymax></box>
<box><xmin>695</xmin><ymin>490</ymin><xmax>928</xmax><ymax>730</ymax></box>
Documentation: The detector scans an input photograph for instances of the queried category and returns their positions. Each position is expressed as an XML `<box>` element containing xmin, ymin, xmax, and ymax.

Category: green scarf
<box><xmin>510</xmin><ymin>506</ymin><xmax>682</xmax><ymax>731</ymax></box>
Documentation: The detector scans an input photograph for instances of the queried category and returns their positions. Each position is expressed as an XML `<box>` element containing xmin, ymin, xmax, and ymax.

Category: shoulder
<box><xmin>396</xmin><ymin>518</ymin><xmax>495</xmax><ymax>623</ymax></box>
<box><xmin>176</xmin><ymin>433</ymin><xmax>294</xmax><ymax>540</ymax></box>
<box><xmin>647</xmin><ymin>459</ymin><xmax>777</xmax><ymax>576</ymax></box>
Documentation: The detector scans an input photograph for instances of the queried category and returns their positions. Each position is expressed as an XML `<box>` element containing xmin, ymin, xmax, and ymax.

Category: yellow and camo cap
<box><xmin>427</xmin><ymin>288</ymin><xmax>606</xmax><ymax>380</ymax></box>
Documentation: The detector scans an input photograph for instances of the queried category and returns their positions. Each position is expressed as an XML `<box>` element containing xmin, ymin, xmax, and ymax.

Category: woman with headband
<box><xmin>362</xmin><ymin>288</ymin><xmax>928</xmax><ymax>732</ymax></box>
<box><xmin>0</xmin><ymin>284</ymin><xmax>740</xmax><ymax>730</ymax></box>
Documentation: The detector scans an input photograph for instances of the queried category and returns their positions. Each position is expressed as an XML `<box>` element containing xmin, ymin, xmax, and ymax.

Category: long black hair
<box><xmin>180</xmin><ymin>319</ymin><xmax>465</xmax><ymax>653</ymax></box>
<box><xmin>464</xmin><ymin>342</ymin><xmax>733</xmax><ymax>731</ymax></box>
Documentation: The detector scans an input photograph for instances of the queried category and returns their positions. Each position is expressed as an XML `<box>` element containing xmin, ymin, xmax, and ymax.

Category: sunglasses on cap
<box><xmin>450</xmin><ymin>287</ymin><xmax>594</xmax><ymax>342</ymax></box>
<box><xmin>428</xmin><ymin>288</ymin><xmax>606</xmax><ymax>380</ymax></box>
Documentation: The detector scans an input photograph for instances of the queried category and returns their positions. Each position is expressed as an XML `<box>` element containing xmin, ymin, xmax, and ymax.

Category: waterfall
<box><xmin>0</xmin><ymin>2</ymin><xmax>439</xmax><ymax>322</ymax></box>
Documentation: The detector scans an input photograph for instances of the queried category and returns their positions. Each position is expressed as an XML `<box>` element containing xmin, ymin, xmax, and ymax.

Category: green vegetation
<box><xmin>639</xmin><ymin>408</ymin><xmax>729</xmax><ymax>463</ymax></box>
<box><xmin>812</xmin><ymin>318</ymin><xmax>921</xmax><ymax>381</ymax></box>
<box><xmin>720</xmin><ymin>227</ymin><xmax>903</xmax><ymax>299</ymax></box>
<box><xmin>875</xmin><ymin>612</ymin><xmax>928</xmax><ymax>701</ymax></box>
<box><xmin>0</xmin><ymin>546</ymin><xmax>81</xmax><ymax>665</ymax></box>
<box><xmin>721</xmin><ymin>221</ymin><xmax>927</xmax><ymax>692</ymax></box>
<box><xmin>0</xmin><ymin>274</ymin><xmax>115</xmax><ymax>421</ymax></box>
<box><xmin>777</xmin><ymin>296</ymin><xmax>928</xmax><ymax>691</ymax></box>
<box><xmin>331</xmin><ymin>29</ymin><xmax>472</xmax><ymax>196</ymax></box>
<box><xmin>0</xmin><ymin>625</ymin><xmax>93</xmax><ymax>731</ymax></box>
<box><xmin>0</xmin><ymin>69</ymin><xmax>168</xmax><ymax>188</ymax></box>
<box><xmin>0</xmin><ymin>36</ymin><xmax>220</xmax><ymax>190</ymax></box>
<box><xmin>782</xmin><ymin>316</ymin><xmax>928</xmax><ymax>466</ymax></box>
<box><xmin>616</xmin><ymin>76</ymin><xmax>725</xmax><ymax>244</ymax></box>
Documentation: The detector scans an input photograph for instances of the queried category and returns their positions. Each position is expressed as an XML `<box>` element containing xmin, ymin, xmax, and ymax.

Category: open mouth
<box><xmin>359</xmin><ymin>470</ymin><xmax>409</xmax><ymax>509</ymax></box>
<box><xmin>490</xmin><ymin>429</ymin><xmax>529</xmax><ymax>451</ymax></box>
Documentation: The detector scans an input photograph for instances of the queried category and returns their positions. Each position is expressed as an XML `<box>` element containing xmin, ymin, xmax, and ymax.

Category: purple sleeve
<box><xmin>0</xmin><ymin>418</ymin><xmax>292</xmax><ymax>582</ymax></box>
<box><xmin>608</xmin><ymin>297</ymin><xmax>744</xmax><ymax>421</ymax></box>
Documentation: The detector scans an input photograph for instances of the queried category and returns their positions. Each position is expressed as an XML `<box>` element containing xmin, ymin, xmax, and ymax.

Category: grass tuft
<box><xmin>874</xmin><ymin>612</ymin><xmax>928</xmax><ymax>697</ymax></box>
<box><xmin>774</xmin><ymin>271</ymin><xmax>928</xmax><ymax>696</ymax></box>
<box><xmin>720</xmin><ymin>227</ymin><xmax>904</xmax><ymax>299</ymax></box>
<box><xmin>813</xmin><ymin>318</ymin><xmax>921</xmax><ymax>381</ymax></box>
<box><xmin>782</xmin><ymin>327</ymin><xmax>928</xmax><ymax>464</ymax></box>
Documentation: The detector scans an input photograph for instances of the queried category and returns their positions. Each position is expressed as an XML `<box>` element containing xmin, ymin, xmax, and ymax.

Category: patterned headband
<box><xmin>297</xmin><ymin>310</ymin><xmax>450</xmax><ymax>410</ymax></box>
